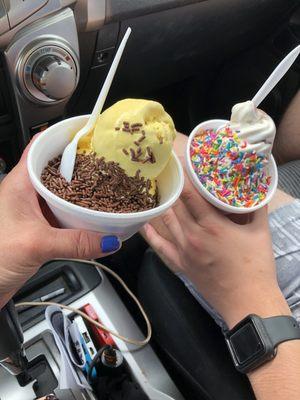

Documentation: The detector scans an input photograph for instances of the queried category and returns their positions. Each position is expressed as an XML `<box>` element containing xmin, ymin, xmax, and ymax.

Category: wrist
<box><xmin>222</xmin><ymin>285</ymin><xmax>291</xmax><ymax>329</ymax></box>
<box><xmin>248</xmin><ymin>340</ymin><xmax>300</xmax><ymax>398</ymax></box>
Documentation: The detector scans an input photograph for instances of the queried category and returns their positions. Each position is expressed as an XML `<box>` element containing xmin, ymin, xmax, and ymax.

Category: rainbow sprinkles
<box><xmin>190</xmin><ymin>126</ymin><xmax>271</xmax><ymax>207</ymax></box>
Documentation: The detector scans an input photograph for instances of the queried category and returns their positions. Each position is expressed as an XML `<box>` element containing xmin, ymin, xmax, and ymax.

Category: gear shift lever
<box><xmin>0</xmin><ymin>300</ymin><xmax>29</xmax><ymax>377</ymax></box>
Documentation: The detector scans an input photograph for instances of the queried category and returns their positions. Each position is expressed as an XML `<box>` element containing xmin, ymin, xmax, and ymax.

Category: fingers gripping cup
<box><xmin>28</xmin><ymin>114</ymin><xmax>184</xmax><ymax>240</ymax></box>
<box><xmin>185</xmin><ymin>119</ymin><xmax>278</xmax><ymax>214</ymax></box>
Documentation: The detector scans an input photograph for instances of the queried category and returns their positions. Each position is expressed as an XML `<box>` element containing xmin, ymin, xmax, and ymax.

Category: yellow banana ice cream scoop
<box><xmin>78</xmin><ymin>99</ymin><xmax>176</xmax><ymax>180</ymax></box>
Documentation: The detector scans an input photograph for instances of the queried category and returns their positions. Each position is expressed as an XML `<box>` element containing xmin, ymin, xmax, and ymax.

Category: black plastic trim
<box><xmin>14</xmin><ymin>260</ymin><xmax>102</xmax><ymax>331</ymax></box>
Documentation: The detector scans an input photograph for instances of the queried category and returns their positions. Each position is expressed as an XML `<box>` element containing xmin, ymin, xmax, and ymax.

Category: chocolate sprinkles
<box><xmin>113</xmin><ymin>121</ymin><xmax>156</xmax><ymax>164</ymax></box>
<box><xmin>138</xmin><ymin>135</ymin><xmax>146</xmax><ymax>143</ymax></box>
<box><xmin>41</xmin><ymin>153</ymin><xmax>159</xmax><ymax>213</ymax></box>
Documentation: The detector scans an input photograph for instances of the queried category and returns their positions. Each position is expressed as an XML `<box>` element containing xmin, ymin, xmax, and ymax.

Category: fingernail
<box><xmin>101</xmin><ymin>236</ymin><xmax>121</xmax><ymax>253</ymax></box>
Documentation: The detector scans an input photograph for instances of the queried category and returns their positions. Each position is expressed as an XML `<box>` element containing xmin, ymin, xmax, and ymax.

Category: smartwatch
<box><xmin>225</xmin><ymin>314</ymin><xmax>300</xmax><ymax>374</ymax></box>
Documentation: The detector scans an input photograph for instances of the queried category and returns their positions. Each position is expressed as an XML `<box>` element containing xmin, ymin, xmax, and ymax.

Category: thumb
<box><xmin>48</xmin><ymin>228</ymin><xmax>122</xmax><ymax>260</ymax></box>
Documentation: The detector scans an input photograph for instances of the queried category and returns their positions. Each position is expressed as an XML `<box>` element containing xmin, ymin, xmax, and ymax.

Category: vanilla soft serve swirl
<box><xmin>229</xmin><ymin>100</ymin><xmax>276</xmax><ymax>156</ymax></box>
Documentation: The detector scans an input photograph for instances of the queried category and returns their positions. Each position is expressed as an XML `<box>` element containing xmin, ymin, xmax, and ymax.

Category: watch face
<box><xmin>230</xmin><ymin>322</ymin><xmax>265</xmax><ymax>364</ymax></box>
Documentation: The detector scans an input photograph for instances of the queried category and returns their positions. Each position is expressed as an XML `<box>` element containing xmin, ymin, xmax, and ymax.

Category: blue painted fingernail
<box><xmin>101</xmin><ymin>236</ymin><xmax>121</xmax><ymax>253</ymax></box>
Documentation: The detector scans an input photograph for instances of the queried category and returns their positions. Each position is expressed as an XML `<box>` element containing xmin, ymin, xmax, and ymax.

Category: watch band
<box><xmin>263</xmin><ymin>315</ymin><xmax>300</xmax><ymax>346</ymax></box>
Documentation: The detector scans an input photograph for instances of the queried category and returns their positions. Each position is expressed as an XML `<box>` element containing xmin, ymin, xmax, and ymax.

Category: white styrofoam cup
<box><xmin>28</xmin><ymin>115</ymin><xmax>184</xmax><ymax>240</ymax></box>
<box><xmin>185</xmin><ymin>119</ymin><xmax>278</xmax><ymax>214</ymax></box>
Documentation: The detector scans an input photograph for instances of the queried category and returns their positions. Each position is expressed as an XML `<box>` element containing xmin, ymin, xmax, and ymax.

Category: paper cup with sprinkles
<box><xmin>185</xmin><ymin>119</ymin><xmax>278</xmax><ymax>214</ymax></box>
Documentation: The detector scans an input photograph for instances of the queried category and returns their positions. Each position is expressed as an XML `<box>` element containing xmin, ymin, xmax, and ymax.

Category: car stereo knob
<box><xmin>32</xmin><ymin>55</ymin><xmax>77</xmax><ymax>101</ymax></box>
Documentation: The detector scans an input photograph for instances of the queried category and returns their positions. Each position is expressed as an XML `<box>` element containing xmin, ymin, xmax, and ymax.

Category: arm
<box><xmin>0</xmin><ymin>138</ymin><xmax>121</xmax><ymax>309</ymax></box>
<box><xmin>142</xmin><ymin>177</ymin><xmax>300</xmax><ymax>400</ymax></box>
<box><xmin>273</xmin><ymin>89</ymin><xmax>300</xmax><ymax>164</ymax></box>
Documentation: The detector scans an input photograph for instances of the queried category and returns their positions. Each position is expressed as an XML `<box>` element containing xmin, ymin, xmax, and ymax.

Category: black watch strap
<box><xmin>263</xmin><ymin>315</ymin><xmax>300</xmax><ymax>346</ymax></box>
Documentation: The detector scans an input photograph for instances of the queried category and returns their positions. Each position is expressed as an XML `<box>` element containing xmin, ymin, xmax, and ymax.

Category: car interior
<box><xmin>0</xmin><ymin>1</ymin><xmax>300</xmax><ymax>399</ymax></box>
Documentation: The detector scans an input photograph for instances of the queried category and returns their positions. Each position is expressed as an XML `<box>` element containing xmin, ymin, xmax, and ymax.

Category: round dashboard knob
<box><xmin>32</xmin><ymin>55</ymin><xmax>77</xmax><ymax>100</ymax></box>
<box><xmin>19</xmin><ymin>41</ymin><xmax>80</xmax><ymax>104</ymax></box>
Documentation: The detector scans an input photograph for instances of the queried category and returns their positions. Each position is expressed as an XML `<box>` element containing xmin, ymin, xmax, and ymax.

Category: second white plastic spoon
<box><xmin>252</xmin><ymin>44</ymin><xmax>300</xmax><ymax>107</ymax></box>
<box><xmin>217</xmin><ymin>45</ymin><xmax>300</xmax><ymax>155</ymax></box>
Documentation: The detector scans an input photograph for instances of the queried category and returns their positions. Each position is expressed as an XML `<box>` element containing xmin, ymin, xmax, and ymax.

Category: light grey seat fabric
<box><xmin>278</xmin><ymin>160</ymin><xmax>300</xmax><ymax>198</ymax></box>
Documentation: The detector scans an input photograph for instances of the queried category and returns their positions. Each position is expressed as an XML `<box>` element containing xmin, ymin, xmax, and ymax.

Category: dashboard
<box><xmin>0</xmin><ymin>0</ymin><xmax>298</xmax><ymax>176</ymax></box>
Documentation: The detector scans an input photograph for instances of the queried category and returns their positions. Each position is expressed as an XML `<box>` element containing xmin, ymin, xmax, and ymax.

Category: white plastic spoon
<box><xmin>241</xmin><ymin>45</ymin><xmax>300</xmax><ymax>153</ymax></box>
<box><xmin>60</xmin><ymin>27</ymin><xmax>132</xmax><ymax>182</ymax></box>
<box><xmin>217</xmin><ymin>45</ymin><xmax>300</xmax><ymax>154</ymax></box>
<box><xmin>252</xmin><ymin>44</ymin><xmax>300</xmax><ymax>107</ymax></box>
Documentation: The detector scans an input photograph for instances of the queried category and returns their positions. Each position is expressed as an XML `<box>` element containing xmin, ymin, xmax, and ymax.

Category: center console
<box><xmin>0</xmin><ymin>260</ymin><xmax>183</xmax><ymax>400</ymax></box>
